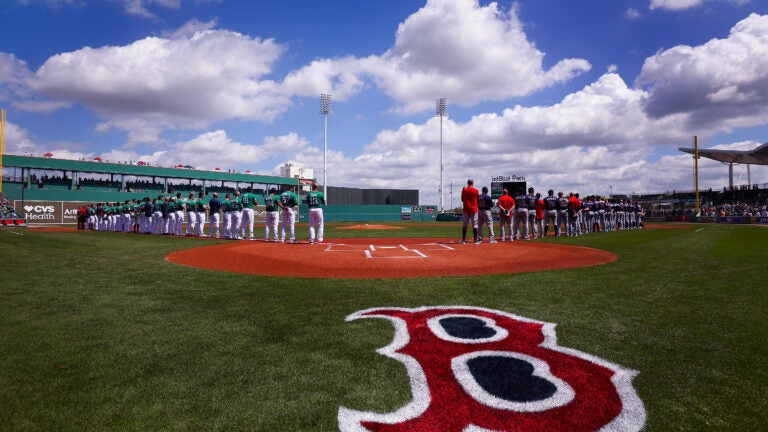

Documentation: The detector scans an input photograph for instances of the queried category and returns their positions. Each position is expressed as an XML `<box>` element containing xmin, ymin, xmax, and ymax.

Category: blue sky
<box><xmin>2</xmin><ymin>0</ymin><xmax>768</xmax><ymax>206</ymax></box>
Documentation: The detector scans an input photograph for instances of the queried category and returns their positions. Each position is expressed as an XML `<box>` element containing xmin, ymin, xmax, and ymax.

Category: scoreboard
<box><xmin>491</xmin><ymin>175</ymin><xmax>526</xmax><ymax>199</ymax></box>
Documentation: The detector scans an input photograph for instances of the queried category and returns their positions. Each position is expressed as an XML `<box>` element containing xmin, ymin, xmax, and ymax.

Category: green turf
<box><xmin>1</xmin><ymin>223</ymin><xmax>766</xmax><ymax>431</ymax></box>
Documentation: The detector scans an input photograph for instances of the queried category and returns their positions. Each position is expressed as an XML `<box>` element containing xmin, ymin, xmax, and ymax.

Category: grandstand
<box><xmin>1</xmin><ymin>154</ymin><xmax>431</xmax><ymax>224</ymax></box>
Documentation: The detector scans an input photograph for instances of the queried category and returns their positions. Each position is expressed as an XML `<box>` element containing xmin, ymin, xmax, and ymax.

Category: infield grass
<box><xmin>1</xmin><ymin>223</ymin><xmax>766</xmax><ymax>431</ymax></box>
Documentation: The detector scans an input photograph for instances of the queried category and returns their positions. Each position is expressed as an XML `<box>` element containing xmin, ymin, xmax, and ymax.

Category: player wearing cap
<box><xmin>230</xmin><ymin>191</ymin><xmax>243</xmax><ymax>239</ymax></box>
<box><xmin>527</xmin><ymin>188</ymin><xmax>539</xmax><ymax>239</ymax></box>
<box><xmin>497</xmin><ymin>189</ymin><xmax>515</xmax><ymax>242</ymax></box>
<box><xmin>513</xmin><ymin>188</ymin><xmax>529</xmax><ymax>240</ymax></box>
<box><xmin>542</xmin><ymin>190</ymin><xmax>558</xmax><ymax>238</ymax></box>
<box><xmin>173</xmin><ymin>193</ymin><xmax>185</xmax><ymax>236</ymax></box>
<box><xmin>221</xmin><ymin>193</ymin><xmax>232</xmax><ymax>239</ymax></box>
<box><xmin>477</xmin><ymin>186</ymin><xmax>496</xmax><ymax>243</ymax></box>
<box><xmin>241</xmin><ymin>187</ymin><xmax>258</xmax><ymax>240</ymax></box>
<box><xmin>460</xmin><ymin>179</ymin><xmax>480</xmax><ymax>244</ymax></box>
<box><xmin>306</xmin><ymin>183</ymin><xmax>326</xmax><ymax>244</ymax></box>
<box><xmin>534</xmin><ymin>192</ymin><xmax>544</xmax><ymax>239</ymax></box>
<box><xmin>279</xmin><ymin>188</ymin><xmax>299</xmax><ymax>243</ymax></box>
<box><xmin>195</xmin><ymin>192</ymin><xmax>207</xmax><ymax>237</ymax></box>
<box><xmin>185</xmin><ymin>192</ymin><xmax>197</xmax><ymax>236</ymax></box>
<box><xmin>208</xmin><ymin>192</ymin><xmax>222</xmax><ymax>238</ymax></box>
<box><xmin>263</xmin><ymin>188</ymin><xmax>280</xmax><ymax>242</ymax></box>
<box><xmin>556</xmin><ymin>191</ymin><xmax>569</xmax><ymax>237</ymax></box>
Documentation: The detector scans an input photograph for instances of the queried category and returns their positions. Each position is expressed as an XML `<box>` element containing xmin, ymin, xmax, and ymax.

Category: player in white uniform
<box><xmin>263</xmin><ymin>188</ymin><xmax>280</xmax><ymax>242</ymax></box>
<box><xmin>306</xmin><ymin>183</ymin><xmax>326</xmax><ymax>244</ymax></box>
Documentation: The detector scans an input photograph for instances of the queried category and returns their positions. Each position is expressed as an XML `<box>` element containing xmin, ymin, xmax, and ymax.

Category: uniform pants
<box><xmin>309</xmin><ymin>208</ymin><xmax>324</xmax><ymax>243</ymax></box>
<box><xmin>499</xmin><ymin>212</ymin><xmax>512</xmax><ymax>241</ymax></box>
<box><xmin>187</xmin><ymin>211</ymin><xmax>197</xmax><ymax>235</ymax></box>
<box><xmin>196</xmin><ymin>212</ymin><xmax>206</xmax><ymax>236</ymax></box>
<box><xmin>478</xmin><ymin>209</ymin><xmax>495</xmax><ymax>241</ymax></box>
<box><xmin>528</xmin><ymin>211</ymin><xmax>538</xmax><ymax>238</ymax></box>
<box><xmin>514</xmin><ymin>209</ymin><xmax>529</xmax><ymax>239</ymax></box>
<box><xmin>209</xmin><ymin>212</ymin><xmax>220</xmax><ymax>238</ymax></box>
<box><xmin>175</xmin><ymin>211</ymin><xmax>184</xmax><ymax>235</ymax></box>
<box><xmin>281</xmin><ymin>207</ymin><xmax>296</xmax><ymax>242</ymax></box>
<box><xmin>265</xmin><ymin>211</ymin><xmax>279</xmax><ymax>241</ymax></box>
<box><xmin>223</xmin><ymin>212</ymin><xmax>232</xmax><ymax>239</ymax></box>
<box><xmin>242</xmin><ymin>208</ymin><xmax>255</xmax><ymax>239</ymax></box>
<box><xmin>230</xmin><ymin>211</ymin><xmax>242</xmax><ymax>238</ymax></box>
<box><xmin>557</xmin><ymin>211</ymin><xmax>568</xmax><ymax>236</ymax></box>
<box><xmin>544</xmin><ymin>210</ymin><xmax>558</xmax><ymax>236</ymax></box>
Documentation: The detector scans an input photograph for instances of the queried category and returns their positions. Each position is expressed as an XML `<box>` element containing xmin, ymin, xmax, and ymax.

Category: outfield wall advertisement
<box><xmin>13</xmin><ymin>200</ymin><xmax>81</xmax><ymax>225</ymax></box>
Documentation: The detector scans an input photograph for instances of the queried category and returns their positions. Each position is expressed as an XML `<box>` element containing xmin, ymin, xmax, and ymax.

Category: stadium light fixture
<box><xmin>320</xmin><ymin>93</ymin><xmax>332</xmax><ymax>204</ymax></box>
<box><xmin>436</xmin><ymin>98</ymin><xmax>447</xmax><ymax>212</ymax></box>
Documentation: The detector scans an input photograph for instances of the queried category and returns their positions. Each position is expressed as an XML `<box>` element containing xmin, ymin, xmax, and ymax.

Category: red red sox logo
<box><xmin>339</xmin><ymin>306</ymin><xmax>646</xmax><ymax>431</ymax></box>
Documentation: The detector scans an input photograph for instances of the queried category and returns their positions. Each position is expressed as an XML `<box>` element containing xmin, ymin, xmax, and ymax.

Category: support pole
<box><xmin>694</xmin><ymin>136</ymin><xmax>700</xmax><ymax>216</ymax></box>
<box><xmin>0</xmin><ymin>109</ymin><xmax>5</xmax><ymax>194</ymax></box>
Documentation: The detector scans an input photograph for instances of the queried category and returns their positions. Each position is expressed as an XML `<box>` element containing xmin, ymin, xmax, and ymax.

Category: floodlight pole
<box><xmin>436</xmin><ymin>98</ymin><xmax>447</xmax><ymax>212</ymax></box>
<box><xmin>320</xmin><ymin>93</ymin><xmax>332</xmax><ymax>204</ymax></box>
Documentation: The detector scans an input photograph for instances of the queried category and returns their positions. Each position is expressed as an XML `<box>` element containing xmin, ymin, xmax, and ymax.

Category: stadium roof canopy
<box><xmin>2</xmin><ymin>154</ymin><xmax>304</xmax><ymax>186</ymax></box>
<box><xmin>678</xmin><ymin>142</ymin><xmax>768</xmax><ymax>188</ymax></box>
<box><xmin>678</xmin><ymin>142</ymin><xmax>768</xmax><ymax>165</ymax></box>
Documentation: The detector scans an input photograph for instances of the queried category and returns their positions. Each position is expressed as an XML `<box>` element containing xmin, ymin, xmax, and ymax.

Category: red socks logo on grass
<box><xmin>339</xmin><ymin>306</ymin><xmax>646</xmax><ymax>432</ymax></box>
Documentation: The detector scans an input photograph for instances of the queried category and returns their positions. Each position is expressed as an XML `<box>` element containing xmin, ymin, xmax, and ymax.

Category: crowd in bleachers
<box><xmin>1</xmin><ymin>193</ymin><xmax>21</xmax><ymax>220</ymax></box>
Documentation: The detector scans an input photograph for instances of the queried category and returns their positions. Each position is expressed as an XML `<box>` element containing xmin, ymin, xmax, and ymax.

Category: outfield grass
<box><xmin>1</xmin><ymin>223</ymin><xmax>766</xmax><ymax>431</ymax></box>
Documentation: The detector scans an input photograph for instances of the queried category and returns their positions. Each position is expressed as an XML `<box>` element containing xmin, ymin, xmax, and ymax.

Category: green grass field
<box><xmin>1</xmin><ymin>223</ymin><xmax>766</xmax><ymax>431</ymax></box>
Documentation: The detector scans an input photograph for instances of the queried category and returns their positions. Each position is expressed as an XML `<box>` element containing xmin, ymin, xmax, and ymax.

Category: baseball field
<box><xmin>1</xmin><ymin>222</ymin><xmax>766</xmax><ymax>431</ymax></box>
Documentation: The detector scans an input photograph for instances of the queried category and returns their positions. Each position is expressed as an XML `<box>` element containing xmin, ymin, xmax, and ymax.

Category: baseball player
<box><xmin>542</xmin><ymin>190</ymin><xmax>558</xmax><ymax>237</ymax></box>
<box><xmin>477</xmin><ymin>186</ymin><xmax>496</xmax><ymax>243</ymax></box>
<box><xmin>513</xmin><ymin>188</ymin><xmax>529</xmax><ymax>240</ymax></box>
<box><xmin>195</xmin><ymin>192</ymin><xmax>207</xmax><ymax>237</ymax></box>
<box><xmin>263</xmin><ymin>188</ymin><xmax>280</xmax><ymax>242</ymax></box>
<box><xmin>151</xmin><ymin>196</ymin><xmax>164</xmax><ymax>235</ymax></box>
<box><xmin>279</xmin><ymin>188</ymin><xmax>299</xmax><ymax>243</ymax></box>
<box><xmin>595</xmin><ymin>195</ymin><xmax>607</xmax><ymax>232</ymax></box>
<box><xmin>534</xmin><ymin>192</ymin><xmax>544</xmax><ymax>238</ymax></box>
<box><xmin>496</xmin><ymin>189</ymin><xmax>515</xmax><ymax>242</ymax></box>
<box><xmin>174</xmin><ymin>193</ymin><xmax>185</xmax><ymax>236</ymax></box>
<box><xmin>221</xmin><ymin>193</ymin><xmax>232</xmax><ymax>239</ymax></box>
<box><xmin>556</xmin><ymin>192</ymin><xmax>569</xmax><ymax>237</ymax></box>
<box><xmin>240</xmin><ymin>187</ymin><xmax>258</xmax><ymax>240</ymax></box>
<box><xmin>208</xmin><ymin>192</ymin><xmax>222</xmax><ymax>238</ymax></box>
<box><xmin>306</xmin><ymin>183</ymin><xmax>326</xmax><ymax>244</ymax></box>
<box><xmin>460</xmin><ymin>179</ymin><xmax>479</xmax><ymax>244</ymax></box>
<box><xmin>230</xmin><ymin>191</ymin><xmax>243</xmax><ymax>239</ymax></box>
<box><xmin>186</xmin><ymin>192</ymin><xmax>197</xmax><ymax>236</ymax></box>
<box><xmin>527</xmin><ymin>188</ymin><xmax>538</xmax><ymax>239</ymax></box>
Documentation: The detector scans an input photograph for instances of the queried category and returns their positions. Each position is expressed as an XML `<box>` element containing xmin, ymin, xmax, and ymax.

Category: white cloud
<box><xmin>637</xmin><ymin>13</ymin><xmax>768</xmax><ymax>130</ymax></box>
<box><xmin>98</xmin><ymin>130</ymin><xmax>311</xmax><ymax>171</ymax></box>
<box><xmin>296</xmin><ymin>73</ymin><xmax>701</xmax><ymax>203</ymax></box>
<box><xmin>281</xmin><ymin>0</ymin><xmax>591</xmax><ymax>114</ymax></box>
<box><xmin>30</xmin><ymin>28</ymin><xmax>289</xmax><ymax>142</ymax></box>
<box><xmin>649</xmin><ymin>0</ymin><xmax>749</xmax><ymax>11</ymax></box>
<box><xmin>625</xmin><ymin>8</ymin><xmax>642</xmax><ymax>20</ymax></box>
<box><xmin>0</xmin><ymin>53</ymin><xmax>34</xmax><ymax>101</ymax></box>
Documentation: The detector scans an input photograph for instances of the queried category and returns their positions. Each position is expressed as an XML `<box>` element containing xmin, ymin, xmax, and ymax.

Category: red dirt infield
<box><xmin>166</xmin><ymin>238</ymin><xmax>618</xmax><ymax>279</ymax></box>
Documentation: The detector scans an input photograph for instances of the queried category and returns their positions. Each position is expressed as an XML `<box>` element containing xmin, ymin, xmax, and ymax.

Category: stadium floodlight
<box><xmin>436</xmin><ymin>98</ymin><xmax>447</xmax><ymax>211</ymax></box>
<box><xmin>436</xmin><ymin>98</ymin><xmax>447</xmax><ymax>212</ymax></box>
<box><xmin>320</xmin><ymin>93</ymin><xmax>332</xmax><ymax>203</ymax></box>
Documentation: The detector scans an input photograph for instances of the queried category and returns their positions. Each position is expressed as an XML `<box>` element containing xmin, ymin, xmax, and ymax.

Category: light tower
<box><xmin>436</xmin><ymin>97</ymin><xmax>447</xmax><ymax>212</ymax></box>
<box><xmin>320</xmin><ymin>93</ymin><xmax>332</xmax><ymax>203</ymax></box>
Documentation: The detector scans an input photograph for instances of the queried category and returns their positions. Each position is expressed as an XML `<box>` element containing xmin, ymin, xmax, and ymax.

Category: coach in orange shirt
<box><xmin>497</xmin><ymin>189</ymin><xmax>515</xmax><ymax>242</ymax></box>
<box><xmin>461</xmin><ymin>178</ymin><xmax>479</xmax><ymax>244</ymax></box>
